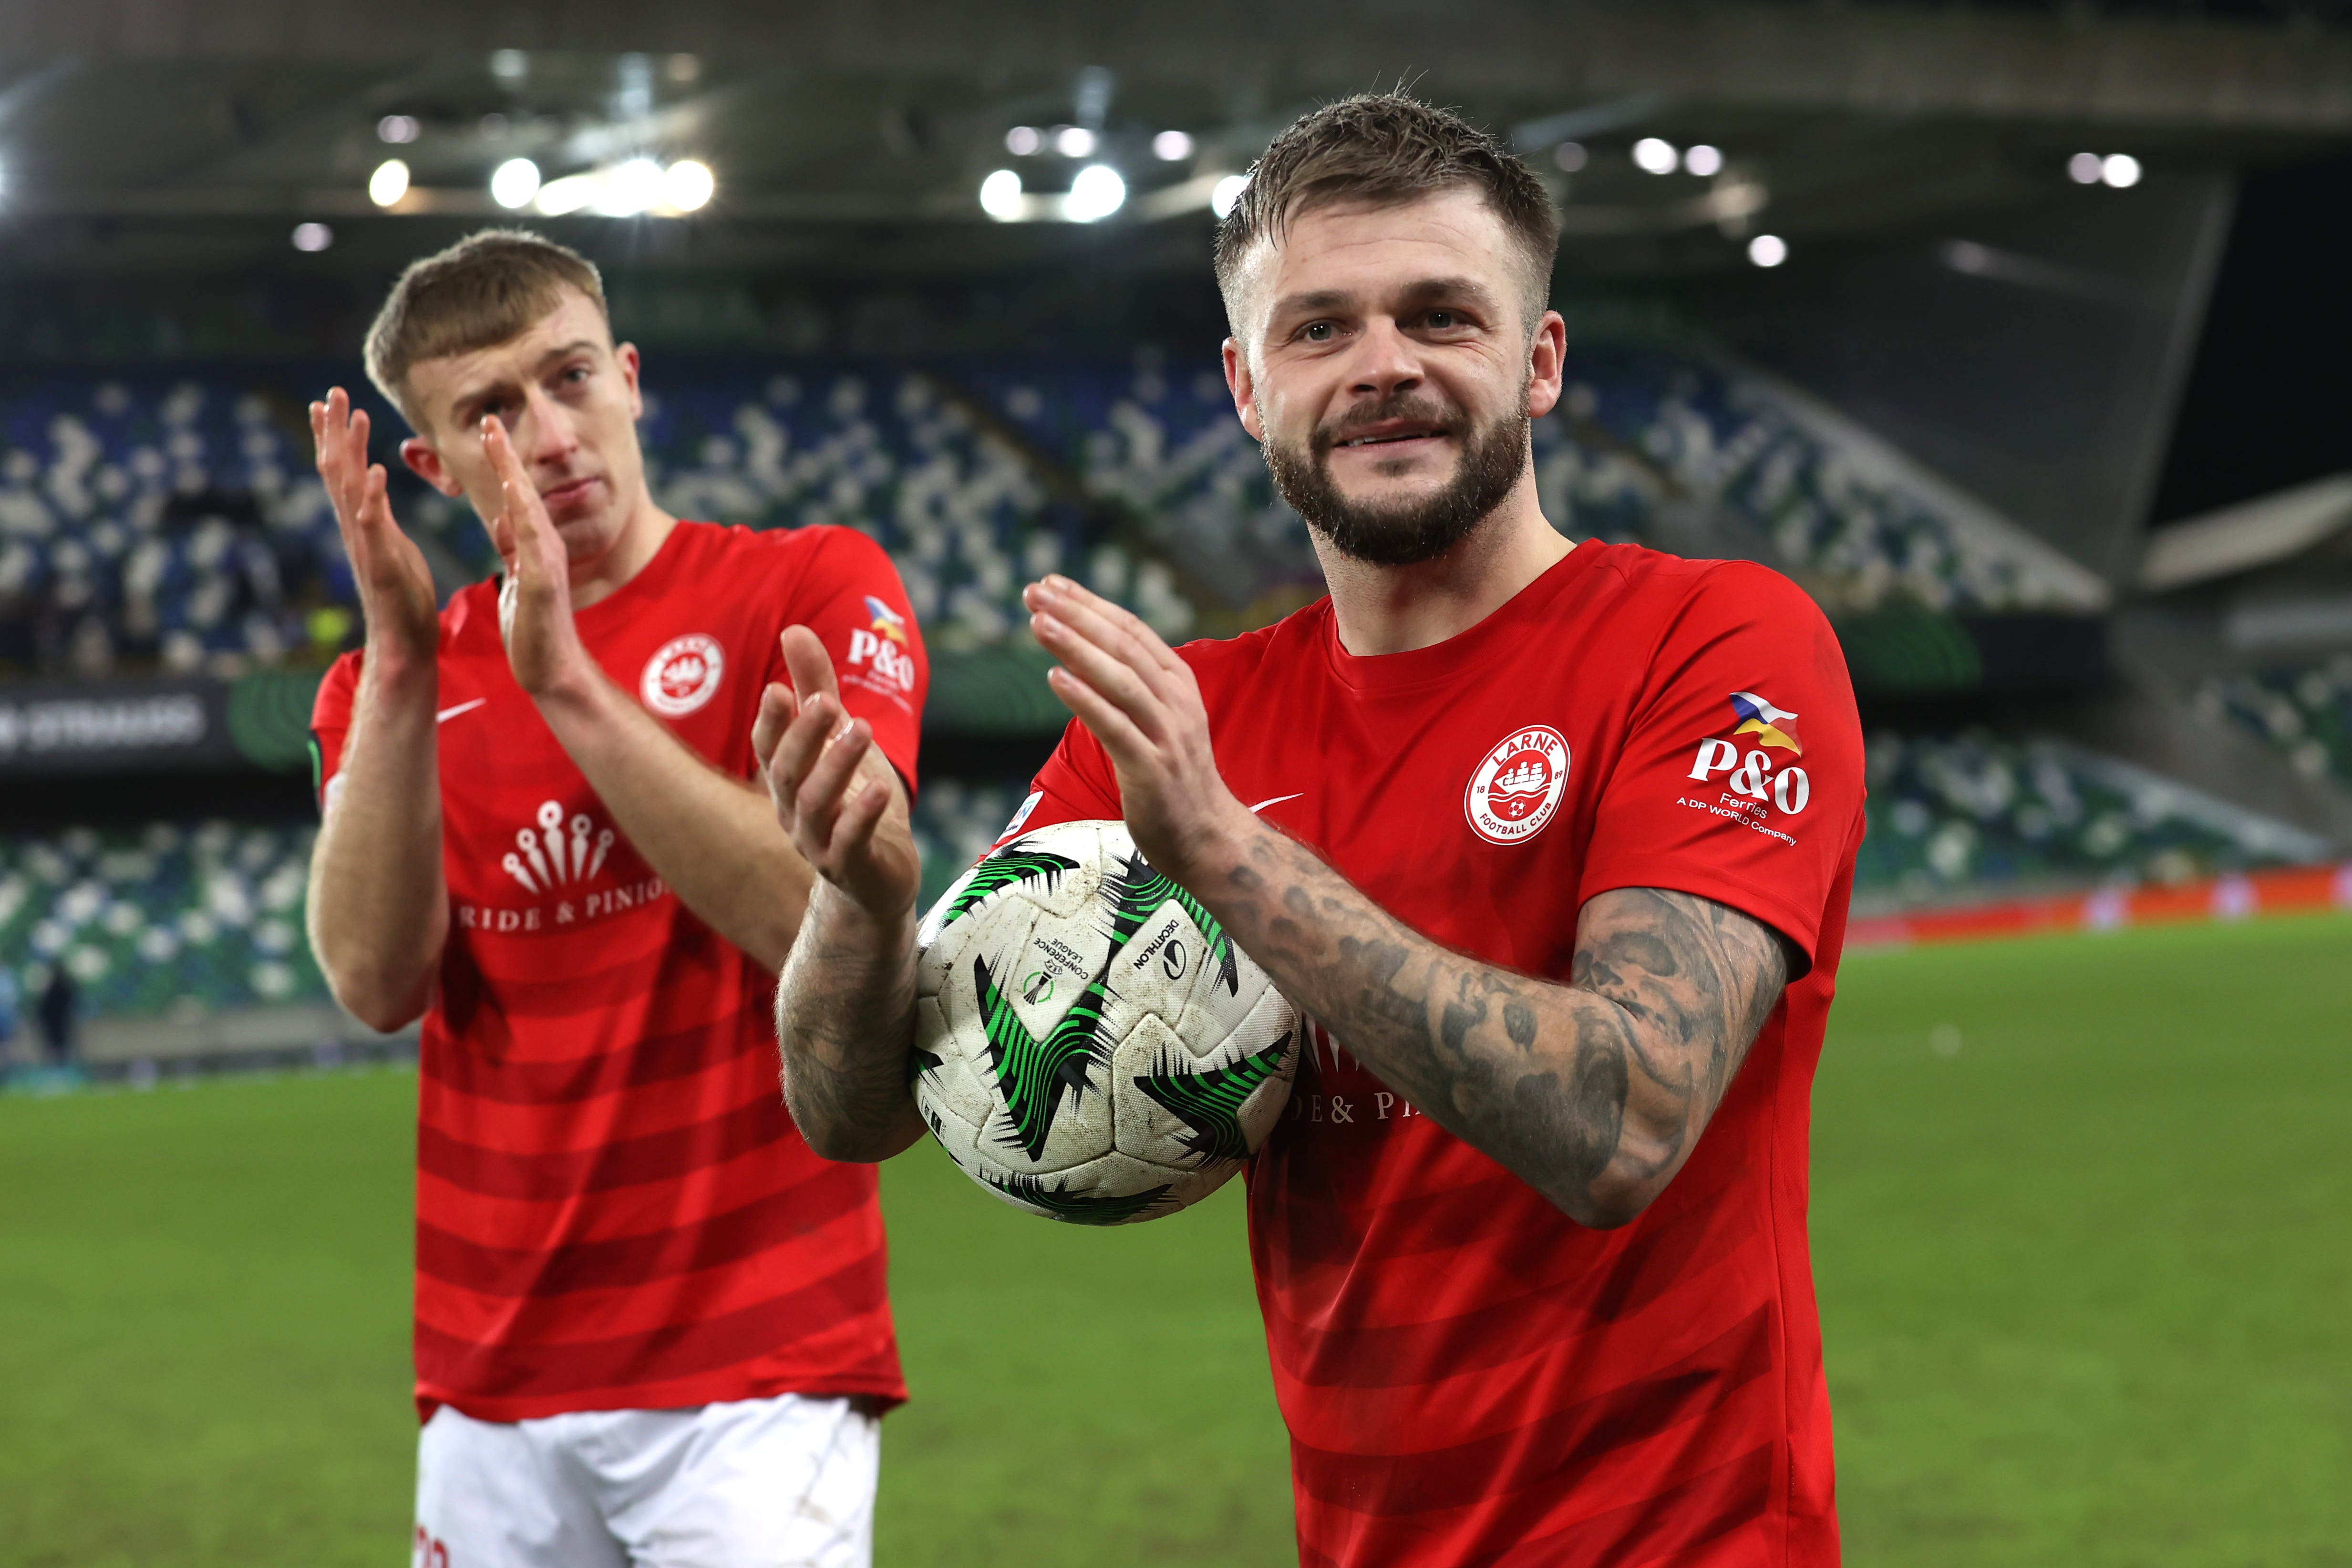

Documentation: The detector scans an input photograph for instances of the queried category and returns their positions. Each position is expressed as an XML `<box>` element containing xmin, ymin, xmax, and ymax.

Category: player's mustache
<box><xmin>1310</xmin><ymin>396</ymin><xmax>1467</xmax><ymax>456</ymax></box>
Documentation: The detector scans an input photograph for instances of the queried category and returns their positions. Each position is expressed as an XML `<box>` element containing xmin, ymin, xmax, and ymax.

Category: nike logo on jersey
<box><xmin>1248</xmin><ymin>792</ymin><xmax>1304</xmax><ymax>814</ymax></box>
<box><xmin>436</xmin><ymin>698</ymin><xmax>487</xmax><ymax>724</ymax></box>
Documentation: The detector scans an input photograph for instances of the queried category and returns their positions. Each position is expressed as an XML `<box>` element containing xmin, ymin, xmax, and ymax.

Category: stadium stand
<box><xmin>2197</xmin><ymin>657</ymin><xmax>2352</xmax><ymax>793</ymax></box>
<box><xmin>0</xmin><ymin>361</ymin><xmax>1199</xmax><ymax>680</ymax></box>
<box><xmin>1</xmin><ymin>779</ymin><xmax>1035</xmax><ymax>1026</ymax></box>
<box><xmin>1855</xmin><ymin>730</ymin><xmax>2326</xmax><ymax>907</ymax></box>
<box><xmin>3</xmin><ymin>354</ymin><xmax>2325</xmax><ymax>1030</ymax></box>
<box><xmin>960</xmin><ymin>340</ymin><xmax>2107</xmax><ymax>619</ymax></box>
<box><xmin>0</xmin><ymin>340</ymin><xmax>2115</xmax><ymax>678</ymax></box>
<box><xmin>0</xmin><ymin>373</ymin><xmax>352</xmax><ymax>678</ymax></box>
<box><xmin>637</xmin><ymin>364</ymin><xmax>1193</xmax><ymax>647</ymax></box>
<box><xmin>11</xmin><ymin>738</ymin><xmax>2331</xmax><ymax>1029</ymax></box>
<box><xmin>0</xmin><ymin>818</ymin><xmax>322</xmax><ymax>1019</ymax></box>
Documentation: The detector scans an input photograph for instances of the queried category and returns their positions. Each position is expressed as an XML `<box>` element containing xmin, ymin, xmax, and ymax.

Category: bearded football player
<box><xmin>762</xmin><ymin>97</ymin><xmax>1860</xmax><ymax>1566</ymax></box>
<box><xmin>307</xmin><ymin>231</ymin><xmax>924</xmax><ymax>1568</ymax></box>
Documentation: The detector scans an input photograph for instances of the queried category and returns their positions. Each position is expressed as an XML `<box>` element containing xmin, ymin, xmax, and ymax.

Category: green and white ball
<box><xmin>912</xmin><ymin>818</ymin><xmax>1300</xmax><ymax>1225</ymax></box>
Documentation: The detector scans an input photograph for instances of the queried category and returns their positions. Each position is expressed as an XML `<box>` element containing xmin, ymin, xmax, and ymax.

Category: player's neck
<box><xmin>566</xmin><ymin>492</ymin><xmax>680</xmax><ymax>610</ymax></box>
<box><xmin>1319</xmin><ymin>485</ymin><xmax>1573</xmax><ymax>658</ymax></box>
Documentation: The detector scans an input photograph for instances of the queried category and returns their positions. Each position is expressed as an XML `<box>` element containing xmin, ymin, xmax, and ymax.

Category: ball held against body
<box><xmin>912</xmin><ymin>819</ymin><xmax>1300</xmax><ymax>1225</ymax></box>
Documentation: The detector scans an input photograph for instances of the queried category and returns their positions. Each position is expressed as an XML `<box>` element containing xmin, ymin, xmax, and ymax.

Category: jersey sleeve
<box><xmin>772</xmin><ymin>527</ymin><xmax>929</xmax><ymax>794</ymax></box>
<box><xmin>308</xmin><ymin>650</ymin><xmax>364</xmax><ymax>812</ymax></box>
<box><xmin>989</xmin><ymin>714</ymin><xmax>1122</xmax><ymax>849</ymax></box>
<box><xmin>1577</xmin><ymin>562</ymin><xmax>1864</xmax><ymax>975</ymax></box>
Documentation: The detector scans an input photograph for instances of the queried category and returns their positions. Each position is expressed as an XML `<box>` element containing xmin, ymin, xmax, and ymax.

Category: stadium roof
<box><xmin>0</xmin><ymin>0</ymin><xmax>2344</xmax><ymax>281</ymax></box>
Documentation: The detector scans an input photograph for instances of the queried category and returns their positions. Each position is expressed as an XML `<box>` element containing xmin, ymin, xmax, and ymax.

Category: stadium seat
<box><xmin>1</xmin><ymin>782</ymin><xmax>1031</xmax><ymax>1024</ymax></box>
<box><xmin>959</xmin><ymin>340</ymin><xmax>2085</xmax><ymax>618</ymax></box>
<box><xmin>2196</xmin><ymin>658</ymin><xmax>2352</xmax><ymax>793</ymax></box>
<box><xmin>1852</xmin><ymin>729</ymin><xmax>2317</xmax><ymax>906</ymax></box>
<box><xmin>0</xmin><ymin>362</ymin><xmax>1201</xmax><ymax>677</ymax></box>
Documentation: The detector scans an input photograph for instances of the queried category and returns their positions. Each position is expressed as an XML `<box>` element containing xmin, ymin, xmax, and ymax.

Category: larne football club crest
<box><xmin>640</xmin><ymin>633</ymin><xmax>724</xmax><ymax>716</ymax></box>
<box><xmin>1465</xmin><ymin>725</ymin><xmax>1570</xmax><ymax>845</ymax></box>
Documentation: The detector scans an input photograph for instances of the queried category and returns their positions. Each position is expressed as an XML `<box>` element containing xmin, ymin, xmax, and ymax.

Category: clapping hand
<box><xmin>753</xmin><ymin>627</ymin><xmax>920</xmax><ymax>919</ymax></box>
<box><xmin>310</xmin><ymin>389</ymin><xmax>437</xmax><ymax>662</ymax></box>
<box><xmin>1022</xmin><ymin>574</ymin><xmax>1251</xmax><ymax>886</ymax></box>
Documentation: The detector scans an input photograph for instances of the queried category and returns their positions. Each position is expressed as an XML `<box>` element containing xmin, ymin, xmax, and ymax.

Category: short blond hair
<box><xmin>364</xmin><ymin>229</ymin><xmax>609</xmax><ymax>427</ymax></box>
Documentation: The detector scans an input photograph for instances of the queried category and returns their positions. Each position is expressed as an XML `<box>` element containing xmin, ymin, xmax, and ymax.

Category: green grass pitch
<box><xmin>1</xmin><ymin>913</ymin><xmax>2347</xmax><ymax>1565</ymax></box>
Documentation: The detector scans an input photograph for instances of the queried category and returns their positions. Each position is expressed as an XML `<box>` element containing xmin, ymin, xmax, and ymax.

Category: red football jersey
<box><xmin>1021</xmin><ymin>540</ymin><xmax>1862</xmax><ymax>1566</ymax></box>
<box><xmin>312</xmin><ymin>520</ymin><xmax>926</xmax><ymax>1423</ymax></box>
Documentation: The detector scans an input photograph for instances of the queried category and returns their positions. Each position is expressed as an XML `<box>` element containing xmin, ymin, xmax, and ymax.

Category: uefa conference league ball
<box><xmin>913</xmin><ymin>819</ymin><xmax>1300</xmax><ymax>1224</ymax></box>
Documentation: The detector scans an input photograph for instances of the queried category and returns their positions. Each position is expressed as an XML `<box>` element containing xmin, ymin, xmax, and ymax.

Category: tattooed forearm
<box><xmin>773</xmin><ymin>886</ymin><xmax>928</xmax><ymax>1163</ymax></box>
<box><xmin>1205</xmin><ymin>821</ymin><xmax>1791</xmax><ymax>1227</ymax></box>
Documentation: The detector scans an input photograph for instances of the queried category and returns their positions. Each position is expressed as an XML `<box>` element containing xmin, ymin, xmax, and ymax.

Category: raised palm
<box><xmin>311</xmin><ymin>388</ymin><xmax>437</xmax><ymax>659</ymax></box>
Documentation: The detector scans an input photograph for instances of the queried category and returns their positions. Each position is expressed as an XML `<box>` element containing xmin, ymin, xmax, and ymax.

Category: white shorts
<box><xmin>413</xmin><ymin>1393</ymin><xmax>878</xmax><ymax>1568</ymax></box>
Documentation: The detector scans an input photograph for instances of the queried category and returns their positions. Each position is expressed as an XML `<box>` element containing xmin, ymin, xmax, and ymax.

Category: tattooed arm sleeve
<box><xmin>1215</xmin><ymin>821</ymin><xmax>1792</xmax><ymax>1228</ymax></box>
<box><xmin>774</xmin><ymin>884</ymin><xmax>929</xmax><ymax>1163</ymax></box>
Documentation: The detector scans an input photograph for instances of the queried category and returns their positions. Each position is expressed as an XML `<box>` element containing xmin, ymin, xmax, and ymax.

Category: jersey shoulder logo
<box><xmin>864</xmin><ymin>595</ymin><xmax>909</xmax><ymax>643</ymax></box>
<box><xmin>1465</xmin><ymin>724</ymin><xmax>1570</xmax><ymax>845</ymax></box>
<box><xmin>1728</xmin><ymin>691</ymin><xmax>1802</xmax><ymax>754</ymax></box>
<box><xmin>641</xmin><ymin>633</ymin><xmax>724</xmax><ymax>716</ymax></box>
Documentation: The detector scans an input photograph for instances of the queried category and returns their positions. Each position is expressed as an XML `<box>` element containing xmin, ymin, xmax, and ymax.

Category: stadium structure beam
<box><xmin>7</xmin><ymin>0</ymin><xmax>2352</xmax><ymax>134</ymax></box>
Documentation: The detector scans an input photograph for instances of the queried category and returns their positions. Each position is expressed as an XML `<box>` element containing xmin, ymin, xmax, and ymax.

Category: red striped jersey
<box><xmin>312</xmin><ymin>520</ymin><xmax>925</xmax><ymax>1423</ymax></box>
<box><xmin>1021</xmin><ymin>541</ymin><xmax>1861</xmax><ymax>1566</ymax></box>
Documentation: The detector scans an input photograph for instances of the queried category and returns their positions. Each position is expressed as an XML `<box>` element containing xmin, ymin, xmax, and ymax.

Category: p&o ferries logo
<box><xmin>1465</xmin><ymin>725</ymin><xmax>1570</xmax><ymax>845</ymax></box>
<box><xmin>641</xmin><ymin>633</ymin><xmax>724</xmax><ymax>717</ymax></box>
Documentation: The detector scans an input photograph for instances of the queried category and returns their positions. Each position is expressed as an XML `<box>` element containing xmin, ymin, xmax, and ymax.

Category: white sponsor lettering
<box><xmin>1687</xmin><ymin>738</ymin><xmax>1741</xmax><ymax>781</ymax></box>
<box><xmin>846</xmin><ymin>628</ymin><xmax>918</xmax><ymax>692</ymax></box>
<box><xmin>1774</xmin><ymin>766</ymin><xmax>1811</xmax><ymax>815</ymax></box>
<box><xmin>454</xmin><ymin>874</ymin><xmax>670</xmax><ymax>933</ymax></box>
<box><xmin>1729</xmin><ymin>749</ymin><xmax>1773</xmax><ymax>800</ymax></box>
<box><xmin>1676</xmin><ymin>794</ymin><xmax>1800</xmax><ymax>847</ymax></box>
<box><xmin>1687</xmin><ymin>740</ymin><xmax>1811</xmax><ymax>819</ymax></box>
<box><xmin>0</xmin><ymin>694</ymin><xmax>205</xmax><ymax>756</ymax></box>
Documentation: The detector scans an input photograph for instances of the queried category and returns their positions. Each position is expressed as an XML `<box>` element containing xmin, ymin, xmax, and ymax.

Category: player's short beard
<box><xmin>1262</xmin><ymin>387</ymin><xmax>1531</xmax><ymax>568</ymax></box>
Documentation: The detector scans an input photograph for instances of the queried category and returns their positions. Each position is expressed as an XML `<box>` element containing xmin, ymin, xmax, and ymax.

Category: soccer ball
<box><xmin>912</xmin><ymin>819</ymin><xmax>1300</xmax><ymax>1224</ymax></box>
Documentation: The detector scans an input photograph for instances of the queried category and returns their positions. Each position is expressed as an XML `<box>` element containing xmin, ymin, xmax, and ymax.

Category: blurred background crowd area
<box><xmin>3</xmin><ymin>0</ymin><xmax>2351</xmax><ymax>1065</ymax></box>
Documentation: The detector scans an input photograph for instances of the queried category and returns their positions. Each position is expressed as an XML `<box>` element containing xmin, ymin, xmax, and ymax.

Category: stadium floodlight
<box><xmin>1053</xmin><ymin>125</ymin><xmax>1097</xmax><ymax>158</ymax></box>
<box><xmin>1748</xmin><ymin>233</ymin><xmax>1788</xmax><ymax>268</ymax></box>
<box><xmin>1210</xmin><ymin>174</ymin><xmax>1248</xmax><ymax>218</ymax></box>
<box><xmin>1632</xmin><ymin>137</ymin><xmax>1679</xmax><ymax>175</ymax></box>
<box><xmin>601</xmin><ymin>157</ymin><xmax>665</xmax><ymax>217</ymax></box>
<box><xmin>377</xmin><ymin>114</ymin><xmax>421</xmax><ymax>145</ymax></box>
<box><xmin>2067</xmin><ymin>152</ymin><xmax>2104</xmax><ymax>184</ymax></box>
<box><xmin>1005</xmin><ymin>125</ymin><xmax>1042</xmax><ymax>156</ymax></box>
<box><xmin>1554</xmin><ymin>141</ymin><xmax>1587</xmax><ymax>173</ymax></box>
<box><xmin>2101</xmin><ymin>153</ymin><xmax>2142</xmax><ymax>189</ymax></box>
<box><xmin>1152</xmin><ymin>130</ymin><xmax>1195</xmax><ymax>161</ymax></box>
<box><xmin>1683</xmin><ymin>144</ymin><xmax>1724</xmax><ymax>178</ymax></box>
<box><xmin>980</xmin><ymin>168</ymin><xmax>1025</xmax><ymax>221</ymax></box>
<box><xmin>1065</xmin><ymin>163</ymin><xmax>1125</xmax><ymax>222</ymax></box>
<box><xmin>490</xmin><ymin>157</ymin><xmax>542</xmax><ymax>210</ymax></box>
<box><xmin>290</xmin><ymin>222</ymin><xmax>333</xmax><ymax>252</ymax></box>
<box><xmin>368</xmin><ymin>159</ymin><xmax>411</xmax><ymax>208</ymax></box>
<box><xmin>663</xmin><ymin>159</ymin><xmax>715</xmax><ymax>212</ymax></box>
<box><xmin>534</xmin><ymin>173</ymin><xmax>598</xmax><ymax>216</ymax></box>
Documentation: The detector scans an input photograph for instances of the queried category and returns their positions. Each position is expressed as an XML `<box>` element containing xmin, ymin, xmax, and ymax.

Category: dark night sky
<box><xmin>2151</xmin><ymin>152</ymin><xmax>2352</xmax><ymax>523</ymax></box>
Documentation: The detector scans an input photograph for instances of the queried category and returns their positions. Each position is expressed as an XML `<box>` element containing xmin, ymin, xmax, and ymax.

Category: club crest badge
<box><xmin>641</xmin><ymin>633</ymin><xmax>724</xmax><ymax>716</ymax></box>
<box><xmin>1465</xmin><ymin>725</ymin><xmax>1570</xmax><ymax>845</ymax></box>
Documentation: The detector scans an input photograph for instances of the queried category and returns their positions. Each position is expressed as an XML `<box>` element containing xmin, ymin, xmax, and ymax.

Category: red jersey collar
<box><xmin>1317</xmin><ymin>536</ymin><xmax>1604</xmax><ymax>696</ymax></box>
